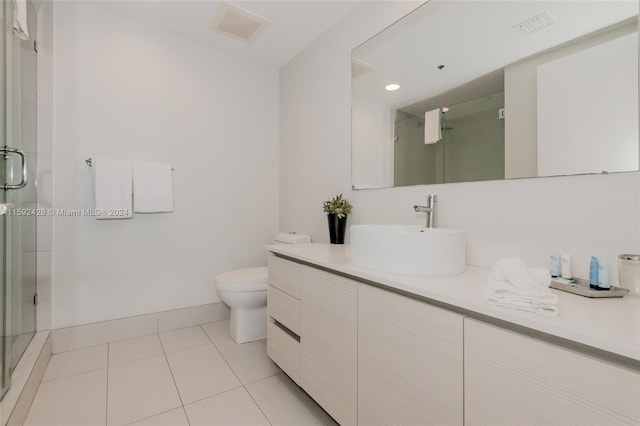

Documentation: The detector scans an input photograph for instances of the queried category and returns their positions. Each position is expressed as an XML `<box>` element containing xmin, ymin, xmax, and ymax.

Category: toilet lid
<box><xmin>215</xmin><ymin>267</ymin><xmax>268</xmax><ymax>292</ymax></box>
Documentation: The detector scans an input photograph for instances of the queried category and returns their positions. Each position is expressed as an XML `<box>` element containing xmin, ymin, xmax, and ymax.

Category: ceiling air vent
<box><xmin>209</xmin><ymin>2</ymin><xmax>270</xmax><ymax>44</ymax></box>
<box><xmin>513</xmin><ymin>12</ymin><xmax>555</xmax><ymax>36</ymax></box>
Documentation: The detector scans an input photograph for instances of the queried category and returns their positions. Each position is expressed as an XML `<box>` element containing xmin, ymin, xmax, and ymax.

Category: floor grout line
<box><xmin>244</xmin><ymin>381</ymin><xmax>274</xmax><ymax>426</ymax></box>
<box><xmin>40</xmin><ymin>365</ymin><xmax>108</xmax><ymax>384</ymax></box>
<box><xmin>121</xmin><ymin>406</ymin><xmax>184</xmax><ymax>426</ymax></box>
<box><xmin>200</xmin><ymin>324</ymin><xmax>274</xmax><ymax>425</ymax></box>
<box><xmin>158</xmin><ymin>333</ymin><xmax>188</xmax><ymax>413</ymax></box>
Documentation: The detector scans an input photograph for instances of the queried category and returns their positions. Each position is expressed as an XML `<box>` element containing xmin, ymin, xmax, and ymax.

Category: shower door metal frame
<box><xmin>0</xmin><ymin>0</ymin><xmax>14</xmax><ymax>400</ymax></box>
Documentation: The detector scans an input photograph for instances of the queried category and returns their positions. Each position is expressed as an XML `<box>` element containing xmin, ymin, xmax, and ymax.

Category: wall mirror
<box><xmin>351</xmin><ymin>1</ymin><xmax>639</xmax><ymax>189</ymax></box>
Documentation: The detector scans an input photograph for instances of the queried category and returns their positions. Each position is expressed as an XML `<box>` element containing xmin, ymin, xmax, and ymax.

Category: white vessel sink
<box><xmin>350</xmin><ymin>225</ymin><xmax>465</xmax><ymax>276</ymax></box>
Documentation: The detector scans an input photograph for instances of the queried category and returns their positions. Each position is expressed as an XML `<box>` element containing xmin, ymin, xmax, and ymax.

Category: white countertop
<box><xmin>266</xmin><ymin>243</ymin><xmax>640</xmax><ymax>363</ymax></box>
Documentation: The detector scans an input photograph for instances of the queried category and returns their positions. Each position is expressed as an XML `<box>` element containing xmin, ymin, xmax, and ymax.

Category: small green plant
<box><xmin>322</xmin><ymin>194</ymin><xmax>353</xmax><ymax>219</ymax></box>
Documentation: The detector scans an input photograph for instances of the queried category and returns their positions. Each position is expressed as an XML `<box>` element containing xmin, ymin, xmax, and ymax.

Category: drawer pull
<box><xmin>272</xmin><ymin>319</ymin><xmax>300</xmax><ymax>342</ymax></box>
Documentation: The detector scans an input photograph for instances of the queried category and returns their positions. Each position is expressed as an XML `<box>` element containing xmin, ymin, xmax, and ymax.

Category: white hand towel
<box><xmin>486</xmin><ymin>270</ymin><xmax>559</xmax><ymax>317</ymax></box>
<box><xmin>424</xmin><ymin>109</ymin><xmax>442</xmax><ymax>144</ymax></box>
<box><xmin>495</xmin><ymin>257</ymin><xmax>541</xmax><ymax>289</ymax></box>
<box><xmin>12</xmin><ymin>0</ymin><xmax>29</xmax><ymax>40</ymax></box>
<box><xmin>132</xmin><ymin>161</ymin><xmax>174</xmax><ymax>213</ymax></box>
<box><xmin>92</xmin><ymin>159</ymin><xmax>133</xmax><ymax>220</ymax></box>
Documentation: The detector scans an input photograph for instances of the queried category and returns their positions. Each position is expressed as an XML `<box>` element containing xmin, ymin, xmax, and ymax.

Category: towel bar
<box><xmin>85</xmin><ymin>158</ymin><xmax>174</xmax><ymax>171</ymax></box>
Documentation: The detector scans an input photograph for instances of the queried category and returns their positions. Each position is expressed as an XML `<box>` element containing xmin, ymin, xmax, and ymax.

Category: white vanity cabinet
<box><xmin>267</xmin><ymin>250</ymin><xmax>640</xmax><ymax>426</ymax></box>
<box><xmin>357</xmin><ymin>283</ymin><xmax>464</xmax><ymax>426</ymax></box>
<box><xmin>464</xmin><ymin>318</ymin><xmax>640</xmax><ymax>426</ymax></box>
<box><xmin>267</xmin><ymin>255</ymin><xmax>358</xmax><ymax>425</ymax></box>
<box><xmin>300</xmin><ymin>266</ymin><xmax>358</xmax><ymax>426</ymax></box>
<box><xmin>266</xmin><ymin>255</ymin><xmax>303</xmax><ymax>384</ymax></box>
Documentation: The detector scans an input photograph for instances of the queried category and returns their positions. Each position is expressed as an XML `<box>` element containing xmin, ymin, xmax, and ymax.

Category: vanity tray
<box><xmin>550</xmin><ymin>278</ymin><xmax>629</xmax><ymax>298</ymax></box>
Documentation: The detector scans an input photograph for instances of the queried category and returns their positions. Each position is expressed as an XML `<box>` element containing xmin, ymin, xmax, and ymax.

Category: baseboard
<box><xmin>1</xmin><ymin>331</ymin><xmax>51</xmax><ymax>426</ymax></box>
<box><xmin>52</xmin><ymin>302</ymin><xmax>230</xmax><ymax>353</ymax></box>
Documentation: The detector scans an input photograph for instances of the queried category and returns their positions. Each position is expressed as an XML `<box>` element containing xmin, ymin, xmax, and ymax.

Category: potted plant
<box><xmin>322</xmin><ymin>194</ymin><xmax>353</xmax><ymax>244</ymax></box>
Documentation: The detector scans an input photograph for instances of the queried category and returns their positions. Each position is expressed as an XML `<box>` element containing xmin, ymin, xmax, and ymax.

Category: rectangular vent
<box><xmin>210</xmin><ymin>2</ymin><xmax>270</xmax><ymax>44</ymax></box>
<box><xmin>513</xmin><ymin>12</ymin><xmax>555</xmax><ymax>36</ymax></box>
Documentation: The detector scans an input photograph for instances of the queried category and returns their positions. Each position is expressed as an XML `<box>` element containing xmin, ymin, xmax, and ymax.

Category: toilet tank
<box><xmin>275</xmin><ymin>232</ymin><xmax>311</xmax><ymax>245</ymax></box>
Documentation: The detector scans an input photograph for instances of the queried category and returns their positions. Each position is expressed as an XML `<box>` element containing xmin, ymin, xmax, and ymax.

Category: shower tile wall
<box><xmin>35</xmin><ymin>2</ymin><xmax>53</xmax><ymax>332</ymax></box>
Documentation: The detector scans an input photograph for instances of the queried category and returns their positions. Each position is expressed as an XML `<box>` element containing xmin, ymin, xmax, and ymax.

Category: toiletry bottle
<box><xmin>550</xmin><ymin>250</ymin><xmax>560</xmax><ymax>278</ymax></box>
<box><xmin>560</xmin><ymin>252</ymin><xmax>572</xmax><ymax>279</ymax></box>
<box><xmin>597</xmin><ymin>257</ymin><xmax>611</xmax><ymax>289</ymax></box>
<box><xmin>589</xmin><ymin>257</ymin><xmax>599</xmax><ymax>289</ymax></box>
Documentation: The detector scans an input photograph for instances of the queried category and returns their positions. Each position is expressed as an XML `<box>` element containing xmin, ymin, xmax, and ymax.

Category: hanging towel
<box><xmin>132</xmin><ymin>161</ymin><xmax>174</xmax><ymax>213</ymax></box>
<box><xmin>92</xmin><ymin>159</ymin><xmax>133</xmax><ymax>220</ymax></box>
<box><xmin>424</xmin><ymin>109</ymin><xmax>442</xmax><ymax>144</ymax></box>
<box><xmin>12</xmin><ymin>0</ymin><xmax>29</xmax><ymax>40</ymax></box>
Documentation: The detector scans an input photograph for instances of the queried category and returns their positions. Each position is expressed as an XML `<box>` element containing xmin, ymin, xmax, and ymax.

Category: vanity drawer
<box><xmin>267</xmin><ymin>321</ymin><xmax>300</xmax><ymax>385</ymax></box>
<box><xmin>268</xmin><ymin>286</ymin><xmax>301</xmax><ymax>335</ymax></box>
<box><xmin>268</xmin><ymin>255</ymin><xmax>303</xmax><ymax>299</ymax></box>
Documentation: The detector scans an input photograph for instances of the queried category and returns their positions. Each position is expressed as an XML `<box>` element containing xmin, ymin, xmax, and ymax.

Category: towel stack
<box><xmin>486</xmin><ymin>258</ymin><xmax>559</xmax><ymax>317</ymax></box>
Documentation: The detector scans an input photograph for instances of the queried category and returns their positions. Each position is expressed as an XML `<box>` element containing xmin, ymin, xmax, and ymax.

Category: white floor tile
<box><xmin>201</xmin><ymin>320</ymin><xmax>230</xmax><ymax>342</ymax></box>
<box><xmin>107</xmin><ymin>355</ymin><xmax>181</xmax><ymax>426</ymax></box>
<box><xmin>184</xmin><ymin>387</ymin><xmax>270</xmax><ymax>426</ymax></box>
<box><xmin>42</xmin><ymin>344</ymin><xmax>108</xmax><ymax>382</ymax></box>
<box><xmin>24</xmin><ymin>369</ymin><xmax>107</xmax><ymax>426</ymax></box>
<box><xmin>127</xmin><ymin>408</ymin><xmax>189</xmax><ymax>426</ymax></box>
<box><xmin>246</xmin><ymin>374</ymin><xmax>338</xmax><ymax>426</ymax></box>
<box><xmin>109</xmin><ymin>334</ymin><xmax>164</xmax><ymax>366</ymax></box>
<box><xmin>159</xmin><ymin>326</ymin><xmax>210</xmax><ymax>353</ymax></box>
<box><xmin>214</xmin><ymin>338</ymin><xmax>281</xmax><ymax>384</ymax></box>
<box><xmin>166</xmin><ymin>344</ymin><xmax>241</xmax><ymax>405</ymax></box>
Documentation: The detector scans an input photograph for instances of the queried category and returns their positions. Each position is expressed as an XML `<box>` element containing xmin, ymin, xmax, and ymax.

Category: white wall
<box><xmin>280</xmin><ymin>1</ymin><xmax>640</xmax><ymax>284</ymax></box>
<box><xmin>52</xmin><ymin>2</ymin><xmax>279</xmax><ymax>328</ymax></box>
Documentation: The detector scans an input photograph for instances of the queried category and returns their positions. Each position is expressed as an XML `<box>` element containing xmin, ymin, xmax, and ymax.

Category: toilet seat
<box><xmin>215</xmin><ymin>267</ymin><xmax>268</xmax><ymax>292</ymax></box>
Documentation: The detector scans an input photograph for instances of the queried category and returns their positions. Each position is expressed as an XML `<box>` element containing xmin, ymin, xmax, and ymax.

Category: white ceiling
<box><xmin>90</xmin><ymin>0</ymin><xmax>362</xmax><ymax>68</ymax></box>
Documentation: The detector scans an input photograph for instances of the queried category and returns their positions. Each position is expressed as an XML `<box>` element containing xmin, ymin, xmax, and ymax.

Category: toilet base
<box><xmin>229</xmin><ymin>306</ymin><xmax>267</xmax><ymax>344</ymax></box>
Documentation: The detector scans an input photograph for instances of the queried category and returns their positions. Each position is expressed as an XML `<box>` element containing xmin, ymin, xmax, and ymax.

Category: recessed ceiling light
<box><xmin>385</xmin><ymin>83</ymin><xmax>400</xmax><ymax>91</ymax></box>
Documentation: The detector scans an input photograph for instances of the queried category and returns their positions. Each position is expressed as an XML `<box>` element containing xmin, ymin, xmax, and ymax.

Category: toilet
<box><xmin>215</xmin><ymin>232</ymin><xmax>310</xmax><ymax>344</ymax></box>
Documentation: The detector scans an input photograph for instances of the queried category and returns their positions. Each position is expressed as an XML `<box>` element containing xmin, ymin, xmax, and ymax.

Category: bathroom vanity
<box><xmin>265</xmin><ymin>243</ymin><xmax>640</xmax><ymax>426</ymax></box>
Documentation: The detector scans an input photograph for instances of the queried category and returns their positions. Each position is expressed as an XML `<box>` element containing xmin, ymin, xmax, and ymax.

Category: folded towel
<box><xmin>93</xmin><ymin>158</ymin><xmax>133</xmax><ymax>220</ymax></box>
<box><xmin>132</xmin><ymin>161</ymin><xmax>174</xmax><ymax>213</ymax></box>
<box><xmin>492</xmin><ymin>265</ymin><xmax>551</xmax><ymax>291</ymax></box>
<box><xmin>486</xmin><ymin>271</ymin><xmax>559</xmax><ymax>317</ymax></box>
<box><xmin>486</xmin><ymin>258</ymin><xmax>559</xmax><ymax>317</ymax></box>
<box><xmin>13</xmin><ymin>0</ymin><xmax>29</xmax><ymax>40</ymax></box>
<box><xmin>494</xmin><ymin>257</ymin><xmax>543</xmax><ymax>290</ymax></box>
<box><xmin>424</xmin><ymin>109</ymin><xmax>442</xmax><ymax>144</ymax></box>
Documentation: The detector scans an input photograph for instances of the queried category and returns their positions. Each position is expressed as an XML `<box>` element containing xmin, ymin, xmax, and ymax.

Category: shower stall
<box><xmin>393</xmin><ymin>92</ymin><xmax>505</xmax><ymax>186</ymax></box>
<box><xmin>1</xmin><ymin>0</ymin><xmax>38</xmax><ymax>400</ymax></box>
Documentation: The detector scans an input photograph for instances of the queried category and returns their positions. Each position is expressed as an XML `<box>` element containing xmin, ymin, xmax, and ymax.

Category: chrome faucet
<box><xmin>414</xmin><ymin>194</ymin><xmax>437</xmax><ymax>228</ymax></box>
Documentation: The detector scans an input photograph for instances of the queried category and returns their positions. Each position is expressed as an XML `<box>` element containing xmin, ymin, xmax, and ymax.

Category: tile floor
<box><xmin>25</xmin><ymin>320</ymin><xmax>338</xmax><ymax>426</ymax></box>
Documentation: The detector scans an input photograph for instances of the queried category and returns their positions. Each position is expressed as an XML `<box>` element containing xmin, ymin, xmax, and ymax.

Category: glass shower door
<box><xmin>0</xmin><ymin>0</ymin><xmax>13</xmax><ymax>399</ymax></box>
<box><xmin>1</xmin><ymin>0</ymin><xmax>38</xmax><ymax>400</ymax></box>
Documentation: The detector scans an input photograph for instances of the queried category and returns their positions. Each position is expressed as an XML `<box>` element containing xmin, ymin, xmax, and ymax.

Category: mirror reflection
<box><xmin>351</xmin><ymin>1</ymin><xmax>639</xmax><ymax>189</ymax></box>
